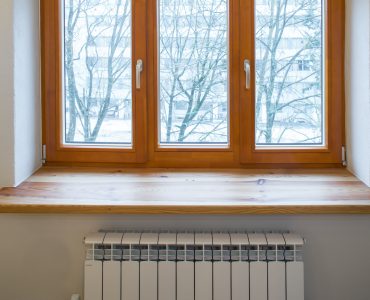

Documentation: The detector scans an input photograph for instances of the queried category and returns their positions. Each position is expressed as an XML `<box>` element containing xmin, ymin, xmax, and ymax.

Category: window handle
<box><xmin>136</xmin><ymin>59</ymin><xmax>143</xmax><ymax>89</ymax></box>
<box><xmin>244</xmin><ymin>59</ymin><xmax>251</xmax><ymax>90</ymax></box>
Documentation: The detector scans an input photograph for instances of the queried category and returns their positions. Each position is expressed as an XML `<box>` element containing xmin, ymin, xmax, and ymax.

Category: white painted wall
<box><xmin>0</xmin><ymin>0</ymin><xmax>41</xmax><ymax>188</ymax></box>
<box><xmin>0</xmin><ymin>0</ymin><xmax>15</xmax><ymax>187</ymax></box>
<box><xmin>13</xmin><ymin>0</ymin><xmax>42</xmax><ymax>186</ymax></box>
<box><xmin>0</xmin><ymin>214</ymin><xmax>370</xmax><ymax>300</ymax></box>
<box><xmin>346</xmin><ymin>0</ymin><xmax>370</xmax><ymax>186</ymax></box>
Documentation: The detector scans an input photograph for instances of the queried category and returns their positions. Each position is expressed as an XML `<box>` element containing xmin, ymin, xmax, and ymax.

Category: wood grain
<box><xmin>0</xmin><ymin>167</ymin><xmax>369</xmax><ymax>214</ymax></box>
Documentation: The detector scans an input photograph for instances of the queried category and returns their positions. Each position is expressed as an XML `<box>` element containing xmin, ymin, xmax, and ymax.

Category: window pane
<box><xmin>64</xmin><ymin>0</ymin><xmax>132</xmax><ymax>145</ymax></box>
<box><xmin>158</xmin><ymin>0</ymin><xmax>229</xmax><ymax>145</ymax></box>
<box><xmin>255</xmin><ymin>0</ymin><xmax>323</xmax><ymax>145</ymax></box>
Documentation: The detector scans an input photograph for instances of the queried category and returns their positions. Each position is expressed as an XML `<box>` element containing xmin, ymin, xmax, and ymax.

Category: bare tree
<box><xmin>64</xmin><ymin>0</ymin><xmax>322</xmax><ymax>145</ymax></box>
<box><xmin>255</xmin><ymin>0</ymin><xmax>322</xmax><ymax>144</ymax></box>
<box><xmin>65</xmin><ymin>0</ymin><xmax>81</xmax><ymax>141</ymax></box>
<box><xmin>65</xmin><ymin>0</ymin><xmax>131</xmax><ymax>142</ymax></box>
<box><xmin>159</xmin><ymin>0</ymin><xmax>228</xmax><ymax>143</ymax></box>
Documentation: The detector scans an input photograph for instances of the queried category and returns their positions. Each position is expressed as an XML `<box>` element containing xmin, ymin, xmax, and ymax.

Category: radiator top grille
<box><xmin>84</xmin><ymin>232</ymin><xmax>304</xmax><ymax>263</ymax></box>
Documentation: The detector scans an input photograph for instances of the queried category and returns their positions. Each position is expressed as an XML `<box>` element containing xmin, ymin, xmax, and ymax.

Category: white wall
<box><xmin>0</xmin><ymin>214</ymin><xmax>370</xmax><ymax>300</ymax></box>
<box><xmin>0</xmin><ymin>0</ymin><xmax>15</xmax><ymax>187</ymax></box>
<box><xmin>13</xmin><ymin>0</ymin><xmax>42</xmax><ymax>186</ymax></box>
<box><xmin>0</xmin><ymin>0</ymin><xmax>41</xmax><ymax>188</ymax></box>
<box><xmin>346</xmin><ymin>0</ymin><xmax>370</xmax><ymax>186</ymax></box>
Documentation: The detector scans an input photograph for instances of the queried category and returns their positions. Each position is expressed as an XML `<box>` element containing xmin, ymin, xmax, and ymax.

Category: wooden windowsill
<box><xmin>0</xmin><ymin>167</ymin><xmax>369</xmax><ymax>214</ymax></box>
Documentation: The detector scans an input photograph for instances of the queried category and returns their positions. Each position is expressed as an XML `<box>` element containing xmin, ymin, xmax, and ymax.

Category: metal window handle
<box><xmin>136</xmin><ymin>59</ymin><xmax>143</xmax><ymax>89</ymax></box>
<box><xmin>244</xmin><ymin>59</ymin><xmax>251</xmax><ymax>90</ymax></box>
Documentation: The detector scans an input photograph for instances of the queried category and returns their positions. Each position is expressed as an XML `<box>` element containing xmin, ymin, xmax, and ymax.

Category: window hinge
<box><xmin>42</xmin><ymin>144</ymin><xmax>46</xmax><ymax>164</ymax></box>
<box><xmin>342</xmin><ymin>146</ymin><xmax>347</xmax><ymax>167</ymax></box>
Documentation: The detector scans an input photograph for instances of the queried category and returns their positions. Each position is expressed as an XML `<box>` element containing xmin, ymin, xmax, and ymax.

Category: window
<box><xmin>158</xmin><ymin>0</ymin><xmax>229</xmax><ymax>145</ymax></box>
<box><xmin>42</xmin><ymin>0</ymin><xmax>344</xmax><ymax>166</ymax></box>
<box><xmin>255</xmin><ymin>0</ymin><xmax>323</xmax><ymax>145</ymax></box>
<box><xmin>64</xmin><ymin>0</ymin><xmax>132</xmax><ymax>145</ymax></box>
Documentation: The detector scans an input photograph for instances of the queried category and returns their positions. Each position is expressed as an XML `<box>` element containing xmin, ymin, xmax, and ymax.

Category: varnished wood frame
<box><xmin>41</xmin><ymin>0</ymin><xmax>345</xmax><ymax>167</ymax></box>
<box><xmin>41</xmin><ymin>0</ymin><xmax>148</xmax><ymax>163</ymax></box>
<box><xmin>239</xmin><ymin>0</ymin><xmax>345</xmax><ymax>164</ymax></box>
<box><xmin>146</xmin><ymin>0</ymin><xmax>241</xmax><ymax>167</ymax></box>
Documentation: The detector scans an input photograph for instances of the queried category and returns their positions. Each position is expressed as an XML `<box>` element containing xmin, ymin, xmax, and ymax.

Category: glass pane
<box><xmin>64</xmin><ymin>0</ymin><xmax>132</xmax><ymax>145</ymax></box>
<box><xmin>158</xmin><ymin>0</ymin><xmax>229</xmax><ymax>145</ymax></box>
<box><xmin>255</xmin><ymin>0</ymin><xmax>323</xmax><ymax>145</ymax></box>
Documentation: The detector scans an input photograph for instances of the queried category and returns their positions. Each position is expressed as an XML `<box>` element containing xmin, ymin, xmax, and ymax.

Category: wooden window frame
<box><xmin>41</xmin><ymin>0</ymin><xmax>345</xmax><ymax>168</ymax></box>
<box><xmin>146</xmin><ymin>0</ymin><xmax>240</xmax><ymax>167</ymax></box>
<box><xmin>239</xmin><ymin>0</ymin><xmax>345</xmax><ymax>165</ymax></box>
<box><xmin>41</xmin><ymin>0</ymin><xmax>148</xmax><ymax>164</ymax></box>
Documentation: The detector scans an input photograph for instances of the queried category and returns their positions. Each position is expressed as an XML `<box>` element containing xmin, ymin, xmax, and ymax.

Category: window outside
<box><xmin>255</xmin><ymin>0</ymin><xmax>323</xmax><ymax>145</ymax></box>
<box><xmin>158</xmin><ymin>0</ymin><xmax>229</xmax><ymax>145</ymax></box>
<box><xmin>64</xmin><ymin>0</ymin><xmax>132</xmax><ymax>145</ymax></box>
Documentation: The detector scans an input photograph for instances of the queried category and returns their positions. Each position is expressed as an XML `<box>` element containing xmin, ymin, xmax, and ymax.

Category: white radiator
<box><xmin>84</xmin><ymin>232</ymin><xmax>304</xmax><ymax>300</ymax></box>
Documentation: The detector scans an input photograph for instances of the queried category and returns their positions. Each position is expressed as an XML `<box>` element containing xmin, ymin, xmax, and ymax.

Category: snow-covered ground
<box><xmin>68</xmin><ymin>117</ymin><xmax>322</xmax><ymax>145</ymax></box>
